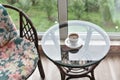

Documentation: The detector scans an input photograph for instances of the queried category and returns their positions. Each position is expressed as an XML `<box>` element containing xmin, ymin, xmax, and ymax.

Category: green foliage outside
<box><xmin>0</xmin><ymin>0</ymin><xmax>120</xmax><ymax>32</ymax></box>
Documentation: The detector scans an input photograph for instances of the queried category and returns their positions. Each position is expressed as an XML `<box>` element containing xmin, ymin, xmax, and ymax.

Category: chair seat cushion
<box><xmin>0</xmin><ymin>37</ymin><xmax>39</xmax><ymax>80</ymax></box>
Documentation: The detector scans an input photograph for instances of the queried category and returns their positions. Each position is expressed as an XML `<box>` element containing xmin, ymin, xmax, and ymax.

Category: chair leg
<box><xmin>38</xmin><ymin>60</ymin><xmax>45</xmax><ymax>79</ymax></box>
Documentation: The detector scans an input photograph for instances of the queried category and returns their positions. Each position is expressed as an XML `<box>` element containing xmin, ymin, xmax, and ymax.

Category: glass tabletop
<box><xmin>41</xmin><ymin>20</ymin><xmax>110</xmax><ymax>67</ymax></box>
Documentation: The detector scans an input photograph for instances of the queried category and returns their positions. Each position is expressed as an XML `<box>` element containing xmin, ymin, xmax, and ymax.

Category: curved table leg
<box><xmin>91</xmin><ymin>70</ymin><xmax>95</xmax><ymax>80</ymax></box>
<box><xmin>61</xmin><ymin>71</ymin><xmax>66</xmax><ymax>80</ymax></box>
<box><xmin>56</xmin><ymin>65</ymin><xmax>66</xmax><ymax>80</ymax></box>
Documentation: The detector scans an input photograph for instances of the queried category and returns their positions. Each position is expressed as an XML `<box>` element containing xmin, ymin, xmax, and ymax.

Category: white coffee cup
<box><xmin>68</xmin><ymin>33</ymin><xmax>79</xmax><ymax>45</ymax></box>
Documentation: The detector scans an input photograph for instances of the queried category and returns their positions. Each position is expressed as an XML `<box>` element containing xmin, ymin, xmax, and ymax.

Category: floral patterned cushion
<box><xmin>0</xmin><ymin>4</ymin><xmax>17</xmax><ymax>47</ymax></box>
<box><xmin>0</xmin><ymin>27</ymin><xmax>10</xmax><ymax>47</ymax></box>
<box><xmin>0</xmin><ymin>37</ymin><xmax>39</xmax><ymax>80</ymax></box>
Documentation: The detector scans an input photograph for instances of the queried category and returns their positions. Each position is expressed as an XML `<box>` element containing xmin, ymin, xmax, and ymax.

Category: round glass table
<box><xmin>41</xmin><ymin>20</ymin><xmax>110</xmax><ymax>80</ymax></box>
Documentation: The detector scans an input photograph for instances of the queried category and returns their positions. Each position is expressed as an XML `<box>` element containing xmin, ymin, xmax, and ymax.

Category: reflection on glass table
<box><xmin>41</xmin><ymin>20</ymin><xmax>110</xmax><ymax>80</ymax></box>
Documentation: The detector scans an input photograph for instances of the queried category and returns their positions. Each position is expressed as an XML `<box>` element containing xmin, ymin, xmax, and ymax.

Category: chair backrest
<box><xmin>2</xmin><ymin>4</ymin><xmax>39</xmax><ymax>55</ymax></box>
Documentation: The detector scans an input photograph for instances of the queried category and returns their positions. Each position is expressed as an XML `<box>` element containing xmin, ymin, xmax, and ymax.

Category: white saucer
<box><xmin>65</xmin><ymin>38</ymin><xmax>83</xmax><ymax>49</ymax></box>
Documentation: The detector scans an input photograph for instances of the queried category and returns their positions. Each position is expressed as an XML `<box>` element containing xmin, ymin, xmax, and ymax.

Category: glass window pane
<box><xmin>1</xmin><ymin>0</ymin><xmax>58</xmax><ymax>32</ymax></box>
<box><xmin>68</xmin><ymin>0</ymin><xmax>120</xmax><ymax>32</ymax></box>
<box><xmin>2</xmin><ymin>0</ymin><xmax>120</xmax><ymax>32</ymax></box>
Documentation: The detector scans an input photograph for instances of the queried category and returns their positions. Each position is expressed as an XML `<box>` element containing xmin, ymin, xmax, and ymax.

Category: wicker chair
<box><xmin>0</xmin><ymin>4</ymin><xmax>45</xmax><ymax>79</ymax></box>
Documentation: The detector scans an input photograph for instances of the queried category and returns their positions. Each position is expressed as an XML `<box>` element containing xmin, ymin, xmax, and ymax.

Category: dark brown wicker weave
<box><xmin>3</xmin><ymin>4</ymin><xmax>45</xmax><ymax>79</ymax></box>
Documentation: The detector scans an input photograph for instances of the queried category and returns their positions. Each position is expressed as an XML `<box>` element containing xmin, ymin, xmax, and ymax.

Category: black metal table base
<box><xmin>57</xmin><ymin>64</ymin><xmax>98</xmax><ymax>80</ymax></box>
